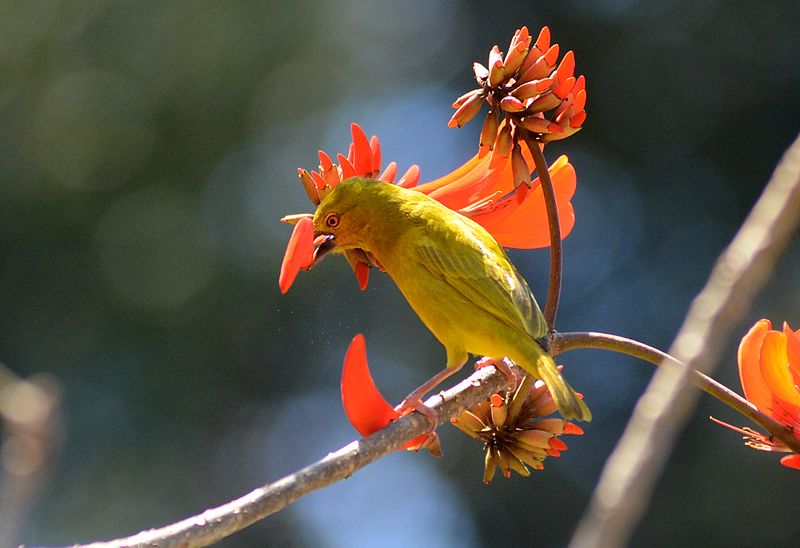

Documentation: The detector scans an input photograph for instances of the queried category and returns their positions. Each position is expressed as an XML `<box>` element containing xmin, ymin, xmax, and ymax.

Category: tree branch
<box><xmin>54</xmin><ymin>365</ymin><xmax>509</xmax><ymax>548</ymax></box>
<box><xmin>569</xmin><ymin>132</ymin><xmax>800</xmax><ymax>548</ymax></box>
<box><xmin>553</xmin><ymin>331</ymin><xmax>800</xmax><ymax>454</ymax></box>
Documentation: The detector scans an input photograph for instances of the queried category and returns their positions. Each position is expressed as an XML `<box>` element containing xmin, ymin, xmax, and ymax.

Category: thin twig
<box><xmin>525</xmin><ymin>133</ymin><xmax>562</xmax><ymax>329</ymax></box>
<box><xmin>53</xmin><ymin>365</ymin><xmax>509</xmax><ymax>548</ymax></box>
<box><xmin>553</xmin><ymin>331</ymin><xmax>800</xmax><ymax>454</ymax></box>
<box><xmin>569</xmin><ymin>132</ymin><xmax>800</xmax><ymax>548</ymax></box>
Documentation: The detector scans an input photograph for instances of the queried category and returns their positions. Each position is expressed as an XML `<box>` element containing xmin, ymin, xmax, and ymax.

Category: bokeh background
<box><xmin>2</xmin><ymin>1</ymin><xmax>799</xmax><ymax>546</ymax></box>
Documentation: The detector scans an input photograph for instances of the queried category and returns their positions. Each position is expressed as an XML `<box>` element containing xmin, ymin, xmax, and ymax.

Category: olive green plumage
<box><xmin>313</xmin><ymin>177</ymin><xmax>591</xmax><ymax>422</ymax></box>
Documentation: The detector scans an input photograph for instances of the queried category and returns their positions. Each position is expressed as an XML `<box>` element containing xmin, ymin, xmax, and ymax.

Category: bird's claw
<box><xmin>396</xmin><ymin>396</ymin><xmax>439</xmax><ymax>430</ymax></box>
<box><xmin>475</xmin><ymin>357</ymin><xmax>519</xmax><ymax>392</ymax></box>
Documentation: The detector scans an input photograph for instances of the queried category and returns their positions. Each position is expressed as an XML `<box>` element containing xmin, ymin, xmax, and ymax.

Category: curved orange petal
<box><xmin>340</xmin><ymin>335</ymin><xmax>431</xmax><ymax>450</ymax></box>
<box><xmin>466</xmin><ymin>155</ymin><xmax>576</xmax><ymax>248</ymax></box>
<box><xmin>278</xmin><ymin>217</ymin><xmax>315</xmax><ymax>294</ymax></box>
<box><xmin>780</xmin><ymin>454</ymin><xmax>800</xmax><ymax>470</ymax></box>
<box><xmin>416</xmin><ymin>123</ymin><xmax>536</xmax><ymax>210</ymax></box>
<box><xmin>738</xmin><ymin>319</ymin><xmax>774</xmax><ymax>412</ymax></box>
<box><xmin>783</xmin><ymin>322</ymin><xmax>800</xmax><ymax>382</ymax></box>
<box><xmin>760</xmin><ymin>331</ymin><xmax>800</xmax><ymax>409</ymax></box>
<box><xmin>341</xmin><ymin>334</ymin><xmax>399</xmax><ymax>437</ymax></box>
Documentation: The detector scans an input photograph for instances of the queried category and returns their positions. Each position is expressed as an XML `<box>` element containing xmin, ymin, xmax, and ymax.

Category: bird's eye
<box><xmin>325</xmin><ymin>214</ymin><xmax>340</xmax><ymax>228</ymax></box>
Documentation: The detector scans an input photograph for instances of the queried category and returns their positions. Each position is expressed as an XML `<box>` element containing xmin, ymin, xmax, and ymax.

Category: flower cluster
<box><xmin>713</xmin><ymin>319</ymin><xmax>800</xmax><ymax>470</ymax></box>
<box><xmin>448</xmin><ymin>26</ymin><xmax>586</xmax><ymax>189</ymax></box>
<box><xmin>451</xmin><ymin>372</ymin><xmax>584</xmax><ymax>483</ymax></box>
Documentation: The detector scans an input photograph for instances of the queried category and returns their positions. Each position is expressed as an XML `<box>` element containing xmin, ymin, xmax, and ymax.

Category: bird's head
<box><xmin>312</xmin><ymin>177</ymin><xmax>401</xmax><ymax>261</ymax></box>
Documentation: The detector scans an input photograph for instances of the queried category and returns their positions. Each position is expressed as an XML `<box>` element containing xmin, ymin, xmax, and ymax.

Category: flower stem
<box><xmin>552</xmin><ymin>331</ymin><xmax>800</xmax><ymax>454</ymax></box>
<box><xmin>524</xmin><ymin>133</ymin><xmax>561</xmax><ymax>330</ymax></box>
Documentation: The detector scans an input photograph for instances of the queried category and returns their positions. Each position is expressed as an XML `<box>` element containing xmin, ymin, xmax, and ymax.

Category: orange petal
<box><xmin>341</xmin><ymin>334</ymin><xmax>400</xmax><ymax>437</ymax></box>
<box><xmin>783</xmin><ymin>323</ymin><xmax>800</xmax><ymax>382</ymax></box>
<box><xmin>738</xmin><ymin>319</ymin><xmax>774</xmax><ymax>412</ymax></box>
<box><xmin>468</xmin><ymin>156</ymin><xmax>576</xmax><ymax>248</ymax></box>
<box><xmin>337</xmin><ymin>153</ymin><xmax>357</xmax><ymax>180</ymax></box>
<box><xmin>340</xmin><ymin>335</ymin><xmax>431</xmax><ymax>450</ymax></box>
<box><xmin>369</xmin><ymin>135</ymin><xmax>382</xmax><ymax>177</ymax></box>
<box><xmin>318</xmin><ymin>150</ymin><xmax>333</xmax><ymax>172</ymax></box>
<box><xmin>350</xmin><ymin>123</ymin><xmax>374</xmax><ymax>177</ymax></box>
<box><xmin>378</xmin><ymin>161</ymin><xmax>398</xmax><ymax>183</ymax></box>
<box><xmin>397</xmin><ymin>164</ymin><xmax>421</xmax><ymax>188</ymax></box>
<box><xmin>278</xmin><ymin>217</ymin><xmax>314</xmax><ymax>294</ymax></box>
<box><xmin>780</xmin><ymin>454</ymin><xmax>800</xmax><ymax>470</ymax></box>
<box><xmin>355</xmin><ymin>260</ymin><xmax>370</xmax><ymax>291</ymax></box>
<box><xmin>760</xmin><ymin>331</ymin><xmax>800</xmax><ymax>408</ymax></box>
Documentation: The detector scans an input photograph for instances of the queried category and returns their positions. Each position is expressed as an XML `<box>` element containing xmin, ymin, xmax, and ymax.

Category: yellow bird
<box><xmin>312</xmin><ymin>177</ymin><xmax>591</xmax><ymax>422</ymax></box>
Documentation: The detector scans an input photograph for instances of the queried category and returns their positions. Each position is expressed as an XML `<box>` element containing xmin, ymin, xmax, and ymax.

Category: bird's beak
<box><xmin>312</xmin><ymin>233</ymin><xmax>336</xmax><ymax>266</ymax></box>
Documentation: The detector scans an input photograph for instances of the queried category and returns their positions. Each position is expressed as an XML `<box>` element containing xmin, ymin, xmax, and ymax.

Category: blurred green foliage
<box><xmin>1</xmin><ymin>1</ymin><xmax>799</xmax><ymax>546</ymax></box>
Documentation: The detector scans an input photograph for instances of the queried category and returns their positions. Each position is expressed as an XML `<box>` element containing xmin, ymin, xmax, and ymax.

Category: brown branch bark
<box><xmin>53</xmin><ymin>365</ymin><xmax>509</xmax><ymax>548</ymax></box>
<box><xmin>569</xmin><ymin>132</ymin><xmax>800</xmax><ymax>548</ymax></box>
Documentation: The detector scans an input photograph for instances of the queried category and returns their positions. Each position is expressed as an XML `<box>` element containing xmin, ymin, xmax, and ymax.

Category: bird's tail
<box><xmin>533</xmin><ymin>348</ymin><xmax>592</xmax><ymax>422</ymax></box>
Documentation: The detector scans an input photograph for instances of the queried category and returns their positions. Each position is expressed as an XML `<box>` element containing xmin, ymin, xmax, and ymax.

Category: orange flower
<box><xmin>341</xmin><ymin>334</ymin><xmax>441</xmax><ymax>456</ymax></box>
<box><xmin>279</xmin><ymin>123</ymin><xmax>576</xmax><ymax>292</ymax></box>
<box><xmin>713</xmin><ymin>319</ymin><xmax>800</xmax><ymax>470</ymax></box>
<box><xmin>451</xmin><ymin>366</ymin><xmax>585</xmax><ymax>483</ymax></box>
<box><xmin>449</xmin><ymin>26</ymin><xmax>587</xmax><ymax>171</ymax></box>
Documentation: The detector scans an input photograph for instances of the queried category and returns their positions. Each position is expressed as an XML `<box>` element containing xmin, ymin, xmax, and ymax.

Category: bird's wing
<box><xmin>414</xmin><ymin>219</ymin><xmax>547</xmax><ymax>339</ymax></box>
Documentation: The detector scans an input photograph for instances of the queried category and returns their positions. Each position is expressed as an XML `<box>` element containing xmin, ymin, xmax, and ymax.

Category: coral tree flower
<box><xmin>279</xmin><ymin>122</ymin><xmax>576</xmax><ymax>292</ymax></box>
<box><xmin>451</xmin><ymin>369</ymin><xmax>584</xmax><ymax>483</ymax></box>
<box><xmin>449</xmin><ymin>26</ymin><xmax>587</xmax><ymax>175</ymax></box>
<box><xmin>713</xmin><ymin>319</ymin><xmax>800</xmax><ymax>470</ymax></box>
<box><xmin>341</xmin><ymin>334</ymin><xmax>441</xmax><ymax>456</ymax></box>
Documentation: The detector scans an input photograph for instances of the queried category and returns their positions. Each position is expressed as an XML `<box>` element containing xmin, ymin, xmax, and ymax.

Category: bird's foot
<box><xmin>396</xmin><ymin>394</ymin><xmax>439</xmax><ymax>430</ymax></box>
<box><xmin>475</xmin><ymin>357</ymin><xmax>519</xmax><ymax>392</ymax></box>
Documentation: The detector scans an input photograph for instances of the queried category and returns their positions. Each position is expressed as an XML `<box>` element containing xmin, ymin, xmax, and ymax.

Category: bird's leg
<box><xmin>475</xmin><ymin>356</ymin><xmax>519</xmax><ymax>392</ymax></box>
<box><xmin>396</xmin><ymin>367</ymin><xmax>460</xmax><ymax>429</ymax></box>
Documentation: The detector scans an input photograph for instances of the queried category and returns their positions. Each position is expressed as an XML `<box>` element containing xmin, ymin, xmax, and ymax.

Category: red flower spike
<box><xmin>573</xmin><ymin>88</ymin><xmax>587</xmax><ymax>113</ymax></box>
<box><xmin>310</xmin><ymin>170</ymin><xmax>326</xmax><ymax>191</ymax></box>
<box><xmin>318</xmin><ymin>150</ymin><xmax>333</xmax><ymax>172</ymax></box>
<box><xmin>448</xmin><ymin>91</ymin><xmax>485</xmax><ymax>128</ymax></box>
<box><xmin>397</xmin><ymin>164</ymin><xmax>421</xmax><ymax>188</ymax></box>
<box><xmin>544</xmin><ymin>44</ymin><xmax>560</xmax><ymax>67</ymax></box>
<box><xmin>545</xmin><ymin>448</ymin><xmax>561</xmax><ymax>458</ymax></box>
<box><xmin>453</xmin><ymin>88</ymin><xmax>482</xmax><ymax>109</ymax></box>
<box><xmin>528</xmin><ymin>92</ymin><xmax>562</xmax><ymax>113</ymax></box>
<box><xmin>278</xmin><ymin>217</ymin><xmax>315</xmax><ymax>294</ymax></box>
<box><xmin>512</xmin><ymin>78</ymin><xmax>555</xmax><ymax>101</ymax></box>
<box><xmin>555</xmin><ymin>51</ymin><xmax>575</xmax><ymax>84</ymax></box>
<box><xmin>378</xmin><ymin>161</ymin><xmax>398</xmax><ymax>183</ymax></box>
<box><xmin>341</xmin><ymin>334</ymin><xmax>431</xmax><ymax>450</ymax></box>
<box><xmin>488</xmin><ymin>46</ymin><xmax>505</xmax><ymax>87</ymax></box>
<box><xmin>553</xmin><ymin>76</ymin><xmax>576</xmax><ymax>100</ymax></box>
<box><xmin>518</xmin><ymin>55</ymin><xmax>552</xmax><ymax>84</ymax></box>
<box><xmin>350</xmin><ymin>123</ymin><xmax>374</xmax><ymax>177</ymax></box>
<box><xmin>354</xmin><ymin>261</ymin><xmax>370</xmax><ymax>291</ymax></box>
<box><xmin>369</xmin><ymin>135</ymin><xmax>382</xmax><ymax>177</ymax></box>
<box><xmin>347</xmin><ymin>143</ymin><xmax>354</xmax><ymax>164</ymax></box>
<box><xmin>337</xmin><ymin>153</ymin><xmax>357</xmax><ymax>180</ymax></box>
<box><xmin>500</xmin><ymin>95</ymin><xmax>527</xmax><ymax>113</ymax></box>
<box><xmin>549</xmin><ymin>437</ymin><xmax>568</xmax><ymax>451</ymax></box>
<box><xmin>564</xmin><ymin>422</ymin><xmax>584</xmax><ymax>435</ymax></box>
<box><xmin>533</xmin><ymin>26</ymin><xmax>550</xmax><ymax>56</ymax></box>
